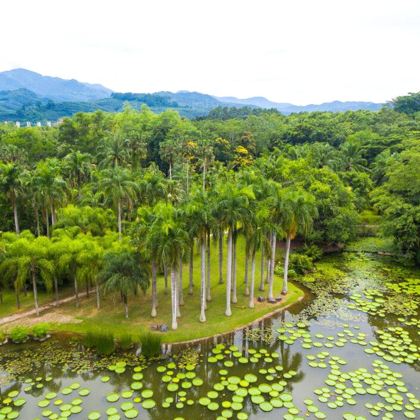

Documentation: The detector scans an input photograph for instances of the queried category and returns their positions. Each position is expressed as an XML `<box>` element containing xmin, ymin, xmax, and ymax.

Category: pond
<box><xmin>1</xmin><ymin>251</ymin><xmax>419</xmax><ymax>420</ymax></box>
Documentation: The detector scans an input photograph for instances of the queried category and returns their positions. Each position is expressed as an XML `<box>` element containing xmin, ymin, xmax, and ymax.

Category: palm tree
<box><xmin>338</xmin><ymin>142</ymin><xmax>368</xmax><ymax>172</ymax></box>
<box><xmin>100</xmin><ymin>250</ymin><xmax>149</xmax><ymax>318</ymax></box>
<box><xmin>216</xmin><ymin>183</ymin><xmax>254</xmax><ymax>316</ymax></box>
<box><xmin>34</xmin><ymin>159</ymin><xmax>67</xmax><ymax>232</ymax></box>
<box><xmin>147</xmin><ymin>203</ymin><xmax>188</xmax><ymax>329</ymax></box>
<box><xmin>185</xmin><ymin>190</ymin><xmax>213</xmax><ymax>322</ymax></box>
<box><xmin>75</xmin><ymin>238</ymin><xmax>104</xmax><ymax>309</ymax></box>
<box><xmin>0</xmin><ymin>163</ymin><xmax>23</xmax><ymax>234</ymax></box>
<box><xmin>56</xmin><ymin>235</ymin><xmax>84</xmax><ymax>307</ymax></box>
<box><xmin>0</xmin><ymin>254</ymin><xmax>24</xmax><ymax>308</ymax></box>
<box><xmin>280</xmin><ymin>188</ymin><xmax>317</xmax><ymax>295</ymax></box>
<box><xmin>196</xmin><ymin>139</ymin><xmax>214</xmax><ymax>191</ymax></box>
<box><xmin>63</xmin><ymin>150</ymin><xmax>92</xmax><ymax>191</ymax></box>
<box><xmin>98</xmin><ymin>133</ymin><xmax>129</xmax><ymax>168</ymax></box>
<box><xmin>99</xmin><ymin>167</ymin><xmax>138</xmax><ymax>239</ymax></box>
<box><xmin>266</xmin><ymin>182</ymin><xmax>285</xmax><ymax>300</ymax></box>
<box><xmin>2</xmin><ymin>236</ymin><xmax>53</xmax><ymax>316</ymax></box>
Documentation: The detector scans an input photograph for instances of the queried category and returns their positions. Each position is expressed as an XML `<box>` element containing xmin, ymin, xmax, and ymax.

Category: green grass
<box><xmin>3</xmin><ymin>237</ymin><xmax>304</xmax><ymax>343</ymax></box>
<box><xmin>0</xmin><ymin>289</ymin><xmax>70</xmax><ymax>318</ymax></box>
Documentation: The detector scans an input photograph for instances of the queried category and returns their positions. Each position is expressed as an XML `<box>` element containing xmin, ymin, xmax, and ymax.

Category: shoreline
<box><xmin>165</xmin><ymin>293</ymin><xmax>305</xmax><ymax>346</ymax></box>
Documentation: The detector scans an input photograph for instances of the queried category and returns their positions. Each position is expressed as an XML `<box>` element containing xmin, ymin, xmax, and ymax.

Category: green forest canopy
<box><xmin>0</xmin><ymin>93</ymin><xmax>419</xmax><ymax>326</ymax></box>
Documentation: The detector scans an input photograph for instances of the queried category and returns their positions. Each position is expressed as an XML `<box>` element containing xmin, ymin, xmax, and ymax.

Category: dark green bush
<box><xmin>32</xmin><ymin>323</ymin><xmax>49</xmax><ymax>339</ymax></box>
<box><xmin>289</xmin><ymin>254</ymin><xmax>314</xmax><ymax>275</ymax></box>
<box><xmin>140</xmin><ymin>332</ymin><xmax>162</xmax><ymax>358</ymax></box>
<box><xmin>301</xmin><ymin>244</ymin><xmax>322</xmax><ymax>261</ymax></box>
<box><xmin>83</xmin><ymin>330</ymin><xmax>115</xmax><ymax>355</ymax></box>
<box><xmin>10</xmin><ymin>326</ymin><xmax>29</xmax><ymax>343</ymax></box>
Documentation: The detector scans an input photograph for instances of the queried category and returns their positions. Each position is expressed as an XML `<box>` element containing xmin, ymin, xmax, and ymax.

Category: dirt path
<box><xmin>0</xmin><ymin>292</ymin><xmax>91</xmax><ymax>326</ymax></box>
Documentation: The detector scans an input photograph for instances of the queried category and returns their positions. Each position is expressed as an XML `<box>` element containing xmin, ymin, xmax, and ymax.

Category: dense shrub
<box><xmin>32</xmin><ymin>323</ymin><xmax>49</xmax><ymax>339</ymax></box>
<box><xmin>10</xmin><ymin>326</ymin><xmax>29</xmax><ymax>343</ymax></box>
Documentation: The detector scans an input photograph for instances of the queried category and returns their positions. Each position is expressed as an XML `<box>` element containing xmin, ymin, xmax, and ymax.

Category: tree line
<box><xmin>0</xmin><ymin>94</ymin><xmax>419</xmax><ymax>327</ymax></box>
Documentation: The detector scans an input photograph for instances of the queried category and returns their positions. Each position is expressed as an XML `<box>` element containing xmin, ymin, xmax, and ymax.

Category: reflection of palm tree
<box><xmin>278</xmin><ymin>339</ymin><xmax>305</xmax><ymax>390</ymax></box>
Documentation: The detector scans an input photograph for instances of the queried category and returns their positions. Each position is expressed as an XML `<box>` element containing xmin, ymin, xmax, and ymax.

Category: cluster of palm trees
<box><xmin>131</xmin><ymin>170</ymin><xmax>317</xmax><ymax>330</ymax></box>
<box><xmin>0</xmin><ymin>169</ymin><xmax>316</xmax><ymax>329</ymax></box>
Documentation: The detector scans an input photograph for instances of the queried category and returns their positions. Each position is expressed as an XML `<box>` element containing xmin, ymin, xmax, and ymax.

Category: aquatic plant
<box><xmin>83</xmin><ymin>330</ymin><xmax>115</xmax><ymax>355</ymax></box>
<box><xmin>140</xmin><ymin>332</ymin><xmax>162</xmax><ymax>358</ymax></box>
<box><xmin>118</xmin><ymin>333</ymin><xmax>138</xmax><ymax>350</ymax></box>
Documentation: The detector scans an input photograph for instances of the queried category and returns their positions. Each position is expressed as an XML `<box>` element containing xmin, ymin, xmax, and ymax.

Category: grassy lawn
<box><xmin>0</xmin><ymin>289</ymin><xmax>71</xmax><ymax>318</ymax></box>
<box><xmin>3</xmin><ymin>238</ymin><xmax>304</xmax><ymax>343</ymax></box>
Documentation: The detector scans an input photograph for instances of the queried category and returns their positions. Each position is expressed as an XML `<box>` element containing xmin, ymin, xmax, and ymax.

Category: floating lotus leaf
<box><xmin>79</xmin><ymin>388</ymin><xmax>90</xmax><ymax>396</ymax></box>
<box><xmin>141</xmin><ymin>390</ymin><xmax>153</xmax><ymax>399</ymax></box>
<box><xmin>130</xmin><ymin>382</ymin><xmax>142</xmax><ymax>390</ymax></box>
<box><xmin>13</xmin><ymin>398</ymin><xmax>26</xmax><ymax>407</ymax></box>
<box><xmin>106</xmin><ymin>407</ymin><xmax>118</xmax><ymax>416</ymax></box>
<box><xmin>106</xmin><ymin>393</ymin><xmax>119</xmax><ymax>402</ymax></box>
<box><xmin>121</xmin><ymin>402</ymin><xmax>134</xmax><ymax>411</ymax></box>
<box><xmin>88</xmin><ymin>411</ymin><xmax>101</xmax><ymax>420</ymax></box>
<box><xmin>70</xmin><ymin>406</ymin><xmax>83</xmax><ymax>414</ymax></box>
<box><xmin>259</xmin><ymin>401</ymin><xmax>273</xmax><ymax>412</ymax></box>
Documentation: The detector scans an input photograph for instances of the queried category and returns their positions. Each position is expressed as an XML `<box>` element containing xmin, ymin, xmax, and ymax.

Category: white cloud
<box><xmin>1</xmin><ymin>0</ymin><xmax>419</xmax><ymax>104</ymax></box>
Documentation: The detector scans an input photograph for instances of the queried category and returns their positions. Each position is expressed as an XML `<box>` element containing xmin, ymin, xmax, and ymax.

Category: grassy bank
<box><xmin>2</xmin><ymin>237</ymin><xmax>304</xmax><ymax>343</ymax></box>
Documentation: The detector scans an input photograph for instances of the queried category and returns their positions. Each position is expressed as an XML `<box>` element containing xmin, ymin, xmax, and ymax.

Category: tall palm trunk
<box><xmin>95</xmin><ymin>279</ymin><xmax>101</xmax><ymax>309</ymax></box>
<box><xmin>259</xmin><ymin>246</ymin><xmax>265</xmax><ymax>291</ymax></box>
<box><xmin>12</xmin><ymin>194</ymin><xmax>19</xmax><ymax>234</ymax></box>
<box><xmin>117</xmin><ymin>199</ymin><xmax>122</xmax><ymax>240</ymax></box>
<box><xmin>218</xmin><ymin>231</ymin><xmax>223</xmax><ymax>284</ymax></box>
<box><xmin>171</xmin><ymin>266</ymin><xmax>178</xmax><ymax>330</ymax></box>
<box><xmin>268</xmin><ymin>230</ymin><xmax>277</xmax><ymax>300</ymax></box>
<box><xmin>151</xmin><ymin>260</ymin><xmax>157</xmax><ymax>317</ymax></box>
<box><xmin>50</xmin><ymin>202</ymin><xmax>56</xmax><ymax>225</ymax></box>
<box><xmin>244</xmin><ymin>248</ymin><xmax>249</xmax><ymax>296</ymax></box>
<box><xmin>282</xmin><ymin>235</ymin><xmax>291</xmax><ymax>294</ymax></box>
<box><xmin>31</xmin><ymin>266</ymin><xmax>39</xmax><ymax>316</ymax></box>
<box><xmin>188</xmin><ymin>242</ymin><xmax>194</xmax><ymax>295</ymax></box>
<box><xmin>45</xmin><ymin>207</ymin><xmax>50</xmax><ymax>237</ymax></box>
<box><xmin>202</xmin><ymin>159</ymin><xmax>207</xmax><ymax>191</ymax></box>
<box><xmin>178</xmin><ymin>255</ymin><xmax>184</xmax><ymax>308</ymax></box>
<box><xmin>35</xmin><ymin>204</ymin><xmax>40</xmax><ymax>236</ymax></box>
<box><xmin>15</xmin><ymin>288</ymin><xmax>20</xmax><ymax>309</ymax></box>
<box><xmin>53</xmin><ymin>276</ymin><xmax>59</xmax><ymax>306</ymax></box>
<box><xmin>249</xmin><ymin>250</ymin><xmax>256</xmax><ymax>308</ymax></box>
<box><xmin>123</xmin><ymin>294</ymin><xmax>128</xmax><ymax>318</ymax></box>
<box><xmin>231</xmin><ymin>231</ymin><xmax>237</xmax><ymax>304</ymax></box>
<box><xmin>206</xmin><ymin>232</ymin><xmax>211</xmax><ymax>302</ymax></box>
<box><xmin>225</xmin><ymin>228</ymin><xmax>233</xmax><ymax>316</ymax></box>
<box><xmin>74</xmin><ymin>275</ymin><xmax>79</xmax><ymax>308</ymax></box>
<box><xmin>200</xmin><ymin>238</ymin><xmax>206</xmax><ymax>322</ymax></box>
<box><xmin>164</xmin><ymin>265</ymin><xmax>168</xmax><ymax>293</ymax></box>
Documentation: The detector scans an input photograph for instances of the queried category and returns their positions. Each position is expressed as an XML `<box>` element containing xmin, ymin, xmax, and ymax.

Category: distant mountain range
<box><xmin>0</xmin><ymin>68</ymin><xmax>383</xmax><ymax>122</ymax></box>
<box><xmin>216</xmin><ymin>96</ymin><xmax>382</xmax><ymax>113</ymax></box>
<box><xmin>0</xmin><ymin>68</ymin><xmax>111</xmax><ymax>102</ymax></box>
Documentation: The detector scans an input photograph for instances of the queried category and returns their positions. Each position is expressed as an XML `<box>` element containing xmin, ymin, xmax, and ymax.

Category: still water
<box><xmin>1</xmin><ymin>253</ymin><xmax>419</xmax><ymax>420</ymax></box>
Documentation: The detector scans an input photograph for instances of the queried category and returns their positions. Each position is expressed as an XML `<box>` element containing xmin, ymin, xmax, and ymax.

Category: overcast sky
<box><xmin>1</xmin><ymin>0</ymin><xmax>419</xmax><ymax>104</ymax></box>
